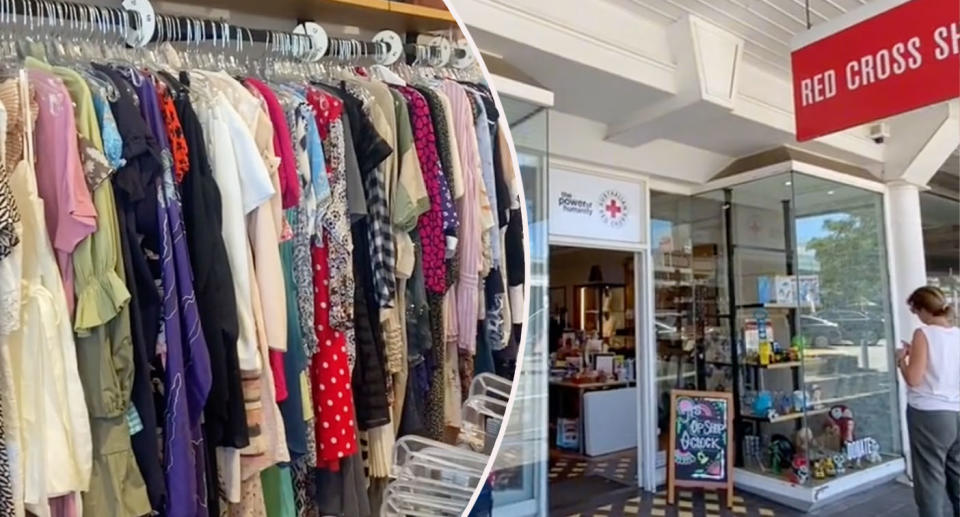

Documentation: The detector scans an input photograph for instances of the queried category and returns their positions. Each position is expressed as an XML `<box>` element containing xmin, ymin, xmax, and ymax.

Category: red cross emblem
<box><xmin>605</xmin><ymin>198</ymin><xmax>622</xmax><ymax>219</ymax></box>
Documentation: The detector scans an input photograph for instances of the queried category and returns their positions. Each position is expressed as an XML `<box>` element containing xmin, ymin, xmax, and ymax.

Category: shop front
<box><xmin>489</xmin><ymin>91</ymin><xmax>952</xmax><ymax>516</ymax></box>
<box><xmin>495</xmin><ymin>124</ymin><xmax>912</xmax><ymax>513</ymax></box>
<box><xmin>468</xmin><ymin>1</ymin><xmax>959</xmax><ymax>513</ymax></box>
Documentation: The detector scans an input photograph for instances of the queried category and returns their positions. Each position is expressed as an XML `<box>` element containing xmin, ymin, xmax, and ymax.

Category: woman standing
<box><xmin>898</xmin><ymin>286</ymin><xmax>960</xmax><ymax>517</ymax></box>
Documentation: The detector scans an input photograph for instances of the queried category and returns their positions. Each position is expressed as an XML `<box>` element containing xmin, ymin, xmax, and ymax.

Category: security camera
<box><xmin>869</xmin><ymin>123</ymin><xmax>890</xmax><ymax>144</ymax></box>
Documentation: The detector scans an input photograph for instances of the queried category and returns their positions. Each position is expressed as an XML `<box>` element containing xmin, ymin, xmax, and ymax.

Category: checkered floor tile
<box><xmin>549</xmin><ymin>450</ymin><xmax>638</xmax><ymax>485</ymax></box>
<box><xmin>543</xmin><ymin>450</ymin><xmax>930</xmax><ymax>516</ymax></box>
<box><xmin>553</xmin><ymin>488</ymin><xmax>785</xmax><ymax>517</ymax></box>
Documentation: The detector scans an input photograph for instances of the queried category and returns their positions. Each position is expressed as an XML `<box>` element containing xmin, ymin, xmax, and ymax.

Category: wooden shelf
<box><xmin>177</xmin><ymin>0</ymin><xmax>458</xmax><ymax>33</ymax></box>
<box><xmin>388</xmin><ymin>1</ymin><xmax>456</xmax><ymax>22</ymax></box>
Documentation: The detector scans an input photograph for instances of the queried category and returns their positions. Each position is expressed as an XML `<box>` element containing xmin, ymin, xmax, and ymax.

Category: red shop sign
<box><xmin>791</xmin><ymin>0</ymin><xmax>960</xmax><ymax>142</ymax></box>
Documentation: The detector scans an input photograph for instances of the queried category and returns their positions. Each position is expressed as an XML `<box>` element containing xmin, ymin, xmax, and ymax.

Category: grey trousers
<box><xmin>908</xmin><ymin>406</ymin><xmax>960</xmax><ymax>517</ymax></box>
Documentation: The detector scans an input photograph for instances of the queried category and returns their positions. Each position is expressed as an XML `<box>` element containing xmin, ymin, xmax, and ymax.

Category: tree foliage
<box><xmin>805</xmin><ymin>211</ymin><xmax>885</xmax><ymax>310</ymax></box>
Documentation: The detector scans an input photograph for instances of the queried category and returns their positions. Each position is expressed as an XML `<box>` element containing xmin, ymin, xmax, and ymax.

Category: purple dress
<box><xmin>136</xmin><ymin>75</ymin><xmax>213</xmax><ymax>517</ymax></box>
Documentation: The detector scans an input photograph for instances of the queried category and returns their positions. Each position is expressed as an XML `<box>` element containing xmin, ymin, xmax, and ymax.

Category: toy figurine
<box><xmin>791</xmin><ymin>335</ymin><xmax>807</xmax><ymax>358</ymax></box>
<box><xmin>832</xmin><ymin>453</ymin><xmax>846</xmax><ymax>475</ymax></box>
<box><xmin>768</xmin><ymin>434</ymin><xmax>794</xmax><ymax>474</ymax></box>
<box><xmin>754</xmin><ymin>391</ymin><xmax>773</xmax><ymax>416</ymax></box>
<box><xmin>811</xmin><ymin>384</ymin><xmax>823</xmax><ymax>408</ymax></box>
<box><xmin>793</xmin><ymin>390</ymin><xmax>807</xmax><ymax>412</ymax></box>
<box><xmin>791</xmin><ymin>456</ymin><xmax>809</xmax><ymax>484</ymax></box>
<box><xmin>829</xmin><ymin>405</ymin><xmax>855</xmax><ymax>443</ymax></box>
<box><xmin>821</xmin><ymin>417</ymin><xmax>842</xmax><ymax>451</ymax></box>
<box><xmin>768</xmin><ymin>442</ymin><xmax>783</xmax><ymax>474</ymax></box>
<box><xmin>812</xmin><ymin>459</ymin><xmax>827</xmax><ymax>479</ymax></box>
<box><xmin>823</xmin><ymin>457</ymin><xmax>836</xmax><ymax>477</ymax></box>
<box><xmin>865</xmin><ymin>437</ymin><xmax>882</xmax><ymax>463</ymax></box>
<box><xmin>780</xmin><ymin>392</ymin><xmax>795</xmax><ymax>415</ymax></box>
<box><xmin>794</xmin><ymin>427</ymin><xmax>814</xmax><ymax>455</ymax></box>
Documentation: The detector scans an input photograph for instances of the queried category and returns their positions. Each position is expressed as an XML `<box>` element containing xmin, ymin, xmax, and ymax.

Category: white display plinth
<box><xmin>583</xmin><ymin>387</ymin><xmax>638</xmax><ymax>456</ymax></box>
<box><xmin>734</xmin><ymin>458</ymin><xmax>905</xmax><ymax>511</ymax></box>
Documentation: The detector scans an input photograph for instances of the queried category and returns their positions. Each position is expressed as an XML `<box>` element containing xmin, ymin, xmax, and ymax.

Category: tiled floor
<box><xmin>547</xmin><ymin>451</ymin><xmax>929</xmax><ymax>517</ymax></box>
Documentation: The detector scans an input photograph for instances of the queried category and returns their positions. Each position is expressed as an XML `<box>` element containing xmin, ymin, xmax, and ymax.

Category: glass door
<box><xmin>491</xmin><ymin>98</ymin><xmax>549</xmax><ymax>516</ymax></box>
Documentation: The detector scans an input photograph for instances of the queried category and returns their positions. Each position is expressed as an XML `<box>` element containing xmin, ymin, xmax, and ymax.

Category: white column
<box><xmin>887</xmin><ymin>182</ymin><xmax>927</xmax><ymax>336</ymax></box>
<box><xmin>885</xmin><ymin>181</ymin><xmax>928</xmax><ymax>481</ymax></box>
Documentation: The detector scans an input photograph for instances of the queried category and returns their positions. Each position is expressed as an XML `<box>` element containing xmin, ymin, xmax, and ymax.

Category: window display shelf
<box><xmin>731</xmin><ymin>244</ymin><xmax>787</xmax><ymax>254</ymax></box>
<box><xmin>741</xmin><ymin>390</ymin><xmax>890</xmax><ymax>424</ymax></box>
<box><xmin>739</xmin><ymin>455</ymin><xmax>902</xmax><ymax>486</ymax></box>
<box><xmin>736</xmin><ymin>302</ymin><xmax>797</xmax><ymax>310</ymax></box>
<box><xmin>741</xmin><ymin>407</ymin><xmax>829</xmax><ymax>423</ymax></box>
<box><xmin>816</xmin><ymin>389</ymin><xmax>890</xmax><ymax>407</ymax></box>
<box><xmin>706</xmin><ymin>359</ymin><xmax>823</xmax><ymax>370</ymax></box>
<box><xmin>805</xmin><ymin>370</ymin><xmax>881</xmax><ymax>384</ymax></box>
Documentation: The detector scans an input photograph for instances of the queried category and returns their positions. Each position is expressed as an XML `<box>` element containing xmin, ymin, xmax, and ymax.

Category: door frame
<box><xmin>545</xmin><ymin>168</ymin><xmax>656</xmax><ymax>494</ymax></box>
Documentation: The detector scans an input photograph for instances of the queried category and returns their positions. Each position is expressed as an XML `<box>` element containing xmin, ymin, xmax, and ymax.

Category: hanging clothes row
<box><xmin>0</xmin><ymin>11</ymin><xmax>525</xmax><ymax>517</ymax></box>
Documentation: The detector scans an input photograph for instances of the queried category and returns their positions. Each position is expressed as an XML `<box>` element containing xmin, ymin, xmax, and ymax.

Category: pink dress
<box><xmin>26</xmin><ymin>68</ymin><xmax>96</xmax><ymax>315</ymax></box>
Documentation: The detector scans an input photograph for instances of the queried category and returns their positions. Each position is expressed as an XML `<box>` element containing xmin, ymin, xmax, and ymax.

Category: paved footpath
<box><xmin>552</xmin><ymin>481</ymin><xmax>930</xmax><ymax>517</ymax></box>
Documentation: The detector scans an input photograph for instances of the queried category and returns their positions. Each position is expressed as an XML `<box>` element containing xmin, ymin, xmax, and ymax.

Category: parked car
<box><xmin>814</xmin><ymin>309</ymin><xmax>886</xmax><ymax>345</ymax></box>
<box><xmin>798</xmin><ymin>315</ymin><xmax>843</xmax><ymax>348</ymax></box>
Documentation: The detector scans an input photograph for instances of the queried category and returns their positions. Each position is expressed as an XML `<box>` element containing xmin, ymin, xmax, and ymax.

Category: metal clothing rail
<box><xmin>2</xmin><ymin>0</ymin><xmax>474</xmax><ymax>66</ymax></box>
<box><xmin>2</xmin><ymin>0</ymin><xmax>400</xmax><ymax>62</ymax></box>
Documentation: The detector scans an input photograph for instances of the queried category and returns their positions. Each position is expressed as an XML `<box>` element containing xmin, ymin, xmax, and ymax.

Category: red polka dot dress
<box><xmin>310</xmin><ymin>235</ymin><xmax>359</xmax><ymax>470</ymax></box>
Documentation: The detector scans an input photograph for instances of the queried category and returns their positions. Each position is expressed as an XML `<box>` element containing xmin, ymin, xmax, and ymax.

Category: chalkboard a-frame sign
<box><xmin>667</xmin><ymin>389</ymin><xmax>734</xmax><ymax>508</ymax></box>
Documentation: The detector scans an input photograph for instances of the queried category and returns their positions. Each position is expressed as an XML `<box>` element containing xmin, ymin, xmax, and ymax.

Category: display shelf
<box><xmin>707</xmin><ymin>359</ymin><xmax>822</xmax><ymax>370</ymax></box>
<box><xmin>741</xmin><ymin>390</ymin><xmax>890</xmax><ymax>424</ymax></box>
<box><xmin>741</xmin><ymin>407</ymin><xmax>829</xmax><ymax>423</ymax></box>
<box><xmin>815</xmin><ymin>389</ymin><xmax>890</xmax><ymax>406</ymax></box>
<box><xmin>736</xmin><ymin>302</ymin><xmax>797</xmax><ymax>310</ymax></box>
<box><xmin>738</xmin><ymin>456</ymin><xmax>902</xmax><ymax>487</ymax></box>
<box><xmin>174</xmin><ymin>0</ymin><xmax>457</xmax><ymax>32</ymax></box>
<box><xmin>655</xmin><ymin>310</ymin><xmax>689</xmax><ymax>316</ymax></box>
<box><xmin>656</xmin><ymin>371</ymin><xmax>697</xmax><ymax>383</ymax></box>
<box><xmin>654</xmin><ymin>266</ymin><xmax>693</xmax><ymax>273</ymax></box>
<box><xmin>805</xmin><ymin>370</ymin><xmax>881</xmax><ymax>383</ymax></box>
<box><xmin>731</xmin><ymin>244</ymin><xmax>788</xmax><ymax>253</ymax></box>
<box><xmin>655</xmin><ymin>280</ymin><xmax>693</xmax><ymax>287</ymax></box>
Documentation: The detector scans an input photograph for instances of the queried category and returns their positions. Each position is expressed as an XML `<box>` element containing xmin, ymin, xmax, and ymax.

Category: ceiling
<box><xmin>477</xmin><ymin>28</ymin><xmax>672</xmax><ymax>124</ymax></box>
<box><xmin>942</xmin><ymin>147</ymin><xmax>960</xmax><ymax>176</ymax></box>
<box><xmin>617</xmin><ymin>0</ymin><xmax>875</xmax><ymax>73</ymax></box>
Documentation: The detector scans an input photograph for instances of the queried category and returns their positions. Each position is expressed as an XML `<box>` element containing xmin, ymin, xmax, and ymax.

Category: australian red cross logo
<box><xmin>598</xmin><ymin>190</ymin><xmax>628</xmax><ymax>228</ymax></box>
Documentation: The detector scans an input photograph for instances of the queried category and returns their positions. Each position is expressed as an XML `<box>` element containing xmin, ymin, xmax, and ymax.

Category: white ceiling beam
<box><xmin>885</xmin><ymin>101</ymin><xmax>960</xmax><ymax>186</ymax></box>
<box><xmin>455</xmin><ymin>0</ymin><xmax>676</xmax><ymax>94</ymax></box>
<box><xmin>489</xmin><ymin>74</ymin><xmax>555</xmax><ymax>108</ymax></box>
<box><xmin>606</xmin><ymin>15</ymin><xmax>744</xmax><ymax>146</ymax></box>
